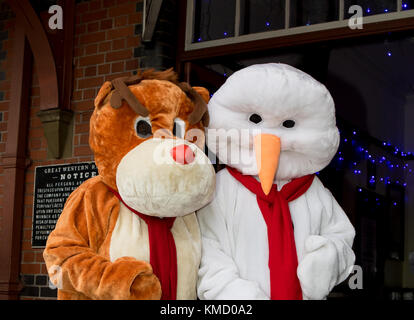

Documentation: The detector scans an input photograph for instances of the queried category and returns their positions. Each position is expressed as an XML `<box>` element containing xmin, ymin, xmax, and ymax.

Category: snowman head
<box><xmin>207</xmin><ymin>63</ymin><xmax>339</xmax><ymax>194</ymax></box>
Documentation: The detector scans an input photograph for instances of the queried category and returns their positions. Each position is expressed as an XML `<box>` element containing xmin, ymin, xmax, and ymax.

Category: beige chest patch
<box><xmin>109</xmin><ymin>202</ymin><xmax>201</xmax><ymax>300</ymax></box>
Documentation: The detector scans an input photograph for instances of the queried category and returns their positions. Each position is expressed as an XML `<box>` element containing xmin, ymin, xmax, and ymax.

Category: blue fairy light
<box><xmin>332</xmin><ymin>128</ymin><xmax>413</xmax><ymax>188</ymax></box>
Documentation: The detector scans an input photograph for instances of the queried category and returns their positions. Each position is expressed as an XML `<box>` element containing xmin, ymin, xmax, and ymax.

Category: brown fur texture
<box><xmin>91</xmin><ymin>78</ymin><xmax>208</xmax><ymax>190</ymax></box>
<box><xmin>43</xmin><ymin>69</ymin><xmax>210</xmax><ymax>300</ymax></box>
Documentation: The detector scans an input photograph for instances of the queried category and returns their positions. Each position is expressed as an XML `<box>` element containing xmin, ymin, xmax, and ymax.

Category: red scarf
<box><xmin>109</xmin><ymin>188</ymin><xmax>177</xmax><ymax>300</ymax></box>
<box><xmin>227</xmin><ymin>167</ymin><xmax>314</xmax><ymax>300</ymax></box>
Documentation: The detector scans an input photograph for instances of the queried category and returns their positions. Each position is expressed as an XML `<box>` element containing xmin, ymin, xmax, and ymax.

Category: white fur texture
<box><xmin>116</xmin><ymin>138</ymin><xmax>216</xmax><ymax>217</ymax></box>
<box><xmin>110</xmin><ymin>202</ymin><xmax>201</xmax><ymax>299</ymax></box>
<box><xmin>297</xmin><ymin>236</ymin><xmax>339</xmax><ymax>300</ymax></box>
<box><xmin>207</xmin><ymin>63</ymin><xmax>340</xmax><ymax>180</ymax></box>
<box><xmin>197</xmin><ymin>170</ymin><xmax>356</xmax><ymax>300</ymax></box>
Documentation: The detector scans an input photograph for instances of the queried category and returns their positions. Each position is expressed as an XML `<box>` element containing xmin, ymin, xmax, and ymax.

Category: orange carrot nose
<box><xmin>254</xmin><ymin>134</ymin><xmax>281</xmax><ymax>195</ymax></box>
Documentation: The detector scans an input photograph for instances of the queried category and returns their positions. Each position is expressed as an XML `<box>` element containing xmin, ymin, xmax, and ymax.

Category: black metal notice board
<box><xmin>32</xmin><ymin>162</ymin><xmax>98</xmax><ymax>247</ymax></box>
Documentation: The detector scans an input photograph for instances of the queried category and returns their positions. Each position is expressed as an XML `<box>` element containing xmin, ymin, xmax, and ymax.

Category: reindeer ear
<box><xmin>94</xmin><ymin>81</ymin><xmax>113</xmax><ymax>108</ymax></box>
<box><xmin>192</xmin><ymin>87</ymin><xmax>210</xmax><ymax>104</ymax></box>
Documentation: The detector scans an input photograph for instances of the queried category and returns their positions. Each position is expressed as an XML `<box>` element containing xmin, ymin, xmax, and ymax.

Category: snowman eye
<box><xmin>282</xmin><ymin>120</ymin><xmax>296</xmax><ymax>128</ymax></box>
<box><xmin>249</xmin><ymin>113</ymin><xmax>262</xmax><ymax>124</ymax></box>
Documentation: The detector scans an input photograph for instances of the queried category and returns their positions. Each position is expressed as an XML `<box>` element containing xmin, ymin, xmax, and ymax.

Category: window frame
<box><xmin>179</xmin><ymin>0</ymin><xmax>414</xmax><ymax>61</ymax></box>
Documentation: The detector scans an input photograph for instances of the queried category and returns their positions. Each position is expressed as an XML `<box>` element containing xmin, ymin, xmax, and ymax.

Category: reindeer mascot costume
<box><xmin>43</xmin><ymin>69</ymin><xmax>216</xmax><ymax>300</ymax></box>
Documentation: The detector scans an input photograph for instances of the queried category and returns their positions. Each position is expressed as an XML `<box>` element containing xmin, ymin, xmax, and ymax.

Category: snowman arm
<box><xmin>196</xmin><ymin>200</ymin><xmax>269</xmax><ymax>300</ymax></box>
<box><xmin>319</xmin><ymin>188</ymin><xmax>356</xmax><ymax>284</ymax></box>
<box><xmin>298</xmin><ymin>180</ymin><xmax>356</xmax><ymax>299</ymax></box>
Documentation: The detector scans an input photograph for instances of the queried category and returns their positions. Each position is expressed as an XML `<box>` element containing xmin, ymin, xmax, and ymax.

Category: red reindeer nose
<box><xmin>171</xmin><ymin>144</ymin><xmax>195</xmax><ymax>165</ymax></box>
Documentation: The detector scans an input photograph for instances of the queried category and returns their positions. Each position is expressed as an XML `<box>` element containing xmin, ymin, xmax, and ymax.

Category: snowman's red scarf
<box><xmin>226</xmin><ymin>167</ymin><xmax>314</xmax><ymax>300</ymax></box>
<box><xmin>108</xmin><ymin>187</ymin><xmax>177</xmax><ymax>300</ymax></box>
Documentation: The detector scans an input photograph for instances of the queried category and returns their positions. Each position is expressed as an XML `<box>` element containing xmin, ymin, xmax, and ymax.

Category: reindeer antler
<box><xmin>110</xmin><ymin>75</ymin><xmax>149</xmax><ymax>116</ymax></box>
<box><xmin>178</xmin><ymin>82</ymin><xmax>209</xmax><ymax>126</ymax></box>
<box><xmin>108</xmin><ymin>69</ymin><xmax>209</xmax><ymax>126</ymax></box>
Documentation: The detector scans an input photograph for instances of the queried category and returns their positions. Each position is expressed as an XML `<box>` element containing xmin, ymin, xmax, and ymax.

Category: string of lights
<box><xmin>326</xmin><ymin>128</ymin><xmax>414</xmax><ymax>189</ymax></box>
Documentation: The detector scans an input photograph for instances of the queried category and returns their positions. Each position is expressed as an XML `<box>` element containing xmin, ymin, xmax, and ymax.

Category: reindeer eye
<box><xmin>136</xmin><ymin>117</ymin><xmax>152</xmax><ymax>138</ymax></box>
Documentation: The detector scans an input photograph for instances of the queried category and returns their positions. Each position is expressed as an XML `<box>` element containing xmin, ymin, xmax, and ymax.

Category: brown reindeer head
<box><xmin>89</xmin><ymin>68</ymin><xmax>215</xmax><ymax>217</ymax></box>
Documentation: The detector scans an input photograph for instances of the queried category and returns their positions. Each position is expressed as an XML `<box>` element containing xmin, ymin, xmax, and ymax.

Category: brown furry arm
<box><xmin>43</xmin><ymin>178</ymin><xmax>162</xmax><ymax>300</ymax></box>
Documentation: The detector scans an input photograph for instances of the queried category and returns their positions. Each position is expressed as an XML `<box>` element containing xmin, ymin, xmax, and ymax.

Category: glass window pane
<box><xmin>290</xmin><ymin>0</ymin><xmax>340</xmax><ymax>27</ymax></box>
<box><xmin>239</xmin><ymin>0</ymin><xmax>285</xmax><ymax>35</ymax></box>
<box><xmin>193</xmin><ymin>0</ymin><xmax>236</xmax><ymax>43</ymax></box>
<box><xmin>344</xmin><ymin>0</ymin><xmax>397</xmax><ymax>18</ymax></box>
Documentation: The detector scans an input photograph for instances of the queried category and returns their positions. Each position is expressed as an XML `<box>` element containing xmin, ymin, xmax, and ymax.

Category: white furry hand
<box><xmin>297</xmin><ymin>235</ymin><xmax>339</xmax><ymax>300</ymax></box>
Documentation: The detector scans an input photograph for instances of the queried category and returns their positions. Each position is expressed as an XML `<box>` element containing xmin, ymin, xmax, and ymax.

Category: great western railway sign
<box><xmin>32</xmin><ymin>162</ymin><xmax>98</xmax><ymax>247</ymax></box>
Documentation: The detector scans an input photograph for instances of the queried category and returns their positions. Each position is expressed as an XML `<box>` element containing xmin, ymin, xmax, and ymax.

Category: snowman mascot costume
<box><xmin>197</xmin><ymin>63</ymin><xmax>355</xmax><ymax>300</ymax></box>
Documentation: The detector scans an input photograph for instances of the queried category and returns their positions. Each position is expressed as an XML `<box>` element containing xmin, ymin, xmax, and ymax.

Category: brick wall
<box><xmin>19</xmin><ymin>0</ymin><xmax>148</xmax><ymax>300</ymax></box>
